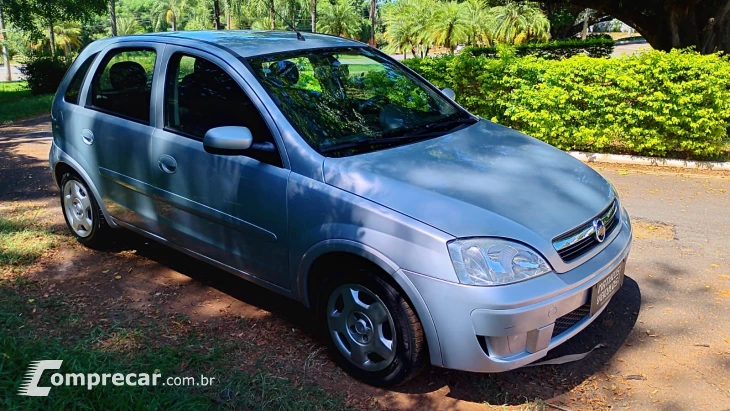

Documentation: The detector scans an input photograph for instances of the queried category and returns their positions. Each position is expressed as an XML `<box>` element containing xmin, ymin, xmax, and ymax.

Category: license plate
<box><xmin>590</xmin><ymin>261</ymin><xmax>625</xmax><ymax>316</ymax></box>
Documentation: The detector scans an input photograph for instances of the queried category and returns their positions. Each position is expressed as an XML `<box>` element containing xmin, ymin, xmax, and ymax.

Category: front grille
<box><xmin>553</xmin><ymin>200</ymin><xmax>620</xmax><ymax>262</ymax></box>
<box><xmin>552</xmin><ymin>303</ymin><xmax>591</xmax><ymax>338</ymax></box>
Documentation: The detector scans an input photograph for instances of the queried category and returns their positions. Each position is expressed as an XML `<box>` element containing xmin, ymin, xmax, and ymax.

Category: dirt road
<box><xmin>1</xmin><ymin>117</ymin><xmax>729</xmax><ymax>410</ymax></box>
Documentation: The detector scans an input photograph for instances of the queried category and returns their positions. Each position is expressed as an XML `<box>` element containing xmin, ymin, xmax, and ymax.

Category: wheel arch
<box><xmin>52</xmin><ymin>157</ymin><xmax>118</xmax><ymax>229</ymax></box>
<box><xmin>297</xmin><ymin>240</ymin><xmax>443</xmax><ymax>366</ymax></box>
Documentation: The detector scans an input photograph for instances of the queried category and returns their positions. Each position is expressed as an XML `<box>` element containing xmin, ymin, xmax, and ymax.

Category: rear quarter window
<box><xmin>64</xmin><ymin>52</ymin><xmax>99</xmax><ymax>105</ymax></box>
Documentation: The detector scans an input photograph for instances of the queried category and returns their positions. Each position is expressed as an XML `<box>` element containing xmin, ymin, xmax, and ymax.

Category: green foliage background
<box><xmin>463</xmin><ymin>35</ymin><xmax>615</xmax><ymax>59</ymax></box>
<box><xmin>404</xmin><ymin>48</ymin><xmax>730</xmax><ymax>159</ymax></box>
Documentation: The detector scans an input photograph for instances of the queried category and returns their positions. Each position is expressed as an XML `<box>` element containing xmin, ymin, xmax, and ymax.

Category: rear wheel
<box><xmin>60</xmin><ymin>173</ymin><xmax>110</xmax><ymax>248</ymax></box>
<box><xmin>320</xmin><ymin>268</ymin><xmax>427</xmax><ymax>387</ymax></box>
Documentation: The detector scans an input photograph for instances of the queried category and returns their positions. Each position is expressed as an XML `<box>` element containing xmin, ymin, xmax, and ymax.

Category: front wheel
<box><xmin>321</xmin><ymin>269</ymin><xmax>427</xmax><ymax>386</ymax></box>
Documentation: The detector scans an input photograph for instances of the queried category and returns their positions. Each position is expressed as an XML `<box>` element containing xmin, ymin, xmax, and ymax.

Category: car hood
<box><xmin>323</xmin><ymin>120</ymin><xmax>615</xmax><ymax>244</ymax></box>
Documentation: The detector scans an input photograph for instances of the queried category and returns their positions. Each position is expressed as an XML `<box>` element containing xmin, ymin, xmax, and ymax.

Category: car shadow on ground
<box><xmin>102</xmin><ymin>228</ymin><xmax>641</xmax><ymax>407</ymax></box>
<box><xmin>393</xmin><ymin>276</ymin><xmax>642</xmax><ymax>406</ymax></box>
<box><xmin>0</xmin><ymin>116</ymin><xmax>57</xmax><ymax>202</ymax></box>
<box><xmin>102</xmin><ymin>229</ymin><xmax>322</xmax><ymax>333</ymax></box>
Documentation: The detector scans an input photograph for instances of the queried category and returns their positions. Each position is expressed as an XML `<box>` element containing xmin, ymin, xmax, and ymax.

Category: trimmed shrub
<box><xmin>20</xmin><ymin>57</ymin><xmax>71</xmax><ymax>95</ymax></box>
<box><xmin>404</xmin><ymin>49</ymin><xmax>730</xmax><ymax>159</ymax></box>
<box><xmin>463</xmin><ymin>36</ymin><xmax>615</xmax><ymax>60</ymax></box>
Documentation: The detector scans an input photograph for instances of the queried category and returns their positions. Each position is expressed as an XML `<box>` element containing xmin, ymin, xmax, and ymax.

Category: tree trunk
<box><xmin>537</xmin><ymin>0</ymin><xmax>730</xmax><ymax>54</ymax></box>
<box><xmin>48</xmin><ymin>21</ymin><xmax>56</xmax><ymax>56</ymax></box>
<box><xmin>369</xmin><ymin>0</ymin><xmax>376</xmax><ymax>46</ymax></box>
<box><xmin>311</xmin><ymin>0</ymin><xmax>316</xmax><ymax>33</ymax></box>
<box><xmin>0</xmin><ymin>2</ymin><xmax>10</xmax><ymax>81</ymax></box>
<box><xmin>270</xmin><ymin>0</ymin><xmax>275</xmax><ymax>30</ymax></box>
<box><xmin>213</xmin><ymin>0</ymin><xmax>221</xmax><ymax>30</ymax></box>
<box><xmin>581</xmin><ymin>9</ymin><xmax>590</xmax><ymax>39</ymax></box>
<box><xmin>170</xmin><ymin>11</ymin><xmax>177</xmax><ymax>32</ymax></box>
<box><xmin>227</xmin><ymin>6</ymin><xmax>232</xmax><ymax>29</ymax></box>
<box><xmin>109</xmin><ymin>0</ymin><xmax>117</xmax><ymax>36</ymax></box>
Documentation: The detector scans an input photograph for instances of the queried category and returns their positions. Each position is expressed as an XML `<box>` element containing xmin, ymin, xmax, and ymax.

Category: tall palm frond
<box><xmin>463</xmin><ymin>0</ymin><xmax>494</xmax><ymax>47</ymax></box>
<box><xmin>151</xmin><ymin>0</ymin><xmax>189</xmax><ymax>32</ymax></box>
<box><xmin>489</xmin><ymin>1</ymin><xmax>549</xmax><ymax>45</ymax></box>
<box><xmin>116</xmin><ymin>16</ymin><xmax>144</xmax><ymax>35</ymax></box>
<box><xmin>429</xmin><ymin>1</ymin><xmax>468</xmax><ymax>53</ymax></box>
<box><xmin>33</xmin><ymin>21</ymin><xmax>81</xmax><ymax>55</ymax></box>
<box><xmin>316</xmin><ymin>0</ymin><xmax>363</xmax><ymax>39</ymax></box>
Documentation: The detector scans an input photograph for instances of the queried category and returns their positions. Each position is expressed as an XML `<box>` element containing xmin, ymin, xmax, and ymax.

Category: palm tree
<box><xmin>429</xmin><ymin>1</ymin><xmax>468</xmax><ymax>53</ymax></box>
<box><xmin>151</xmin><ymin>0</ymin><xmax>189</xmax><ymax>32</ymax></box>
<box><xmin>382</xmin><ymin>0</ymin><xmax>419</xmax><ymax>58</ymax></box>
<box><xmin>116</xmin><ymin>16</ymin><xmax>145</xmax><ymax>35</ymax></box>
<box><xmin>463</xmin><ymin>0</ymin><xmax>493</xmax><ymax>47</ymax></box>
<box><xmin>33</xmin><ymin>21</ymin><xmax>81</xmax><ymax>56</ymax></box>
<box><xmin>488</xmin><ymin>1</ymin><xmax>550</xmax><ymax>45</ymax></box>
<box><xmin>316</xmin><ymin>0</ymin><xmax>362</xmax><ymax>39</ymax></box>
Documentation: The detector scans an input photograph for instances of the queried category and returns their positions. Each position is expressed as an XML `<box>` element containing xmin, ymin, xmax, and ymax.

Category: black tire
<box><xmin>59</xmin><ymin>172</ymin><xmax>111</xmax><ymax>249</ymax></box>
<box><xmin>319</xmin><ymin>267</ymin><xmax>428</xmax><ymax>387</ymax></box>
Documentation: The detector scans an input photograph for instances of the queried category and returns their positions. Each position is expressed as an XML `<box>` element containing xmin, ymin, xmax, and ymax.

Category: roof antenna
<box><xmin>262</xmin><ymin>1</ymin><xmax>305</xmax><ymax>41</ymax></box>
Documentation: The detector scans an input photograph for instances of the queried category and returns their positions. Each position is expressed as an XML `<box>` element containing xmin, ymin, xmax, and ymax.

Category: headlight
<box><xmin>447</xmin><ymin>238</ymin><xmax>552</xmax><ymax>286</ymax></box>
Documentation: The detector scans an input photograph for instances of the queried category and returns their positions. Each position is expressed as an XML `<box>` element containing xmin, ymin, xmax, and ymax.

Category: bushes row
<box><xmin>462</xmin><ymin>35</ymin><xmax>615</xmax><ymax>60</ymax></box>
<box><xmin>404</xmin><ymin>49</ymin><xmax>730</xmax><ymax>159</ymax></box>
<box><xmin>20</xmin><ymin>57</ymin><xmax>71</xmax><ymax>95</ymax></box>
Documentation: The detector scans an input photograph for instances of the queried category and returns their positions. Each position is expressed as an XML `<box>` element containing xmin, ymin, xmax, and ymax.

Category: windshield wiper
<box><xmin>319</xmin><ymin>115</ymin><xmax>478</xmax><ymax>156</ymax></box>
<box><xmin>402</xmin><ymin>115</ymin><xmax>478</xmax><ymax>138</ymax></box>
<box><xmin>319</xmin><ymin>135</ymin><xmax>427</xmax><ymax>155</ymax></box>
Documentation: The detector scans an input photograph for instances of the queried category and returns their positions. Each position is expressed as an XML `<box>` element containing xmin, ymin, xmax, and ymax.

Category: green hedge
<box><xmin>404</xmin><ymin>49</ymin><xmax>730</xmax><ymax>159</ymax></box>
<box><xmin>463</xmin><ymin>36</ymin><xmax>615</xmax><ymax>60</ymax></box>
<box><xmin>19</xmin><ymin>57</ymin><xmax>72</xmax><ymax>95</ymax></box>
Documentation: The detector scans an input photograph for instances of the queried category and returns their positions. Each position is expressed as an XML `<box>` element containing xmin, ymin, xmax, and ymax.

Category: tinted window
<box><xmin>90</xmin><ymin>48</ymin><xmax>156</xmax><ymax>123</ymax></box>
<box><xmin>164</xmin><ymin>53</ymin><xmax>281</xmax><ymax>166</ymax></box>
<box><xmin>64</xmin><ymin>52</ymin><xmax>98</xmax><ymax>105</ymax></box>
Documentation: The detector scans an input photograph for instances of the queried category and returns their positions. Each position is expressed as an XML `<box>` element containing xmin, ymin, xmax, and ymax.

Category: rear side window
<box><xmin>90</xmin><ymin>48</ymin><xmax>156</xmax><ymax>123</ymax></box>
<box><xmin>64</xmin><ymin>52</ymin><xmax>98</xmax><ymax>105</ymax></box>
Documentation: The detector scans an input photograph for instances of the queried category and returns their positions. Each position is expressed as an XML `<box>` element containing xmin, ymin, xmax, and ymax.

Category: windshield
<box><xmin>247</xmin><ymin>47</ymin><xmax>472</xmax><ymax>157</ymax></box>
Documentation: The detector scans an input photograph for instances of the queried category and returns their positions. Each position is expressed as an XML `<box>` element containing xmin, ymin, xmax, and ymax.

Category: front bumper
<box><xmin>404</xmin><ymin>208</ymin><xmax>632</xmax><ymax>373</ymax></box>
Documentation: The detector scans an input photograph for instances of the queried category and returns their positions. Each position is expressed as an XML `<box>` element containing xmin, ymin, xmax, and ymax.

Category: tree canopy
<box><xmin>533</xmin><ymin>0</ymin><xmax>730</xmax><ymax>53</ymax></box>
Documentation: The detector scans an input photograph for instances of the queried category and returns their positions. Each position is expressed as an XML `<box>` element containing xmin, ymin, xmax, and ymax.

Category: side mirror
<box><xmin>203</xmin><ymin>126</ymin><xmax>253</xmax><ymax>155</ymax></box>
<box><xmin>441</xmin><ymin>88</ymin><xmax>456</xmax><ymax>100</ymax></box>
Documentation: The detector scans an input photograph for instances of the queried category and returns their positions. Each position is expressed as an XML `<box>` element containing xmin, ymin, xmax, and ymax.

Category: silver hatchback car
<box><xmin>50</xmin><ymin>31</ymin><xmax>632</xmax><ymax>386</ymax></box>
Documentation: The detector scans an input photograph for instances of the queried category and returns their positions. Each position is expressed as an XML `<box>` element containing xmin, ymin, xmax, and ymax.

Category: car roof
<box><xmin>121</xmin><ymin>30</ymin><xmax>365</xmax><ymax>58</ymax></box>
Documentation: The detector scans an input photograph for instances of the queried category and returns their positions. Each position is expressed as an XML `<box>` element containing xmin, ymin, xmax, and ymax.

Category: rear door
<box><xmin>147</xmin><ymin>47</ymin><xmax>291</xmax><ymax>289</ymax></box>
<box><xmin>74</xmin><ymin>42</ymin><xmax>164</xmax><ymax>233</ymax></box>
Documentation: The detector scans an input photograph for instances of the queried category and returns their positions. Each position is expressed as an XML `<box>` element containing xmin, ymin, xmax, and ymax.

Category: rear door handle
<box><xmin>80</xmin><ymin>129</ymin><xmax>94</xmax><ymax>145</ymax></box>
<box><xmin>158</xmin><ymin>154</ymin><xmax>177</xmax><ymax>174</ymax></box>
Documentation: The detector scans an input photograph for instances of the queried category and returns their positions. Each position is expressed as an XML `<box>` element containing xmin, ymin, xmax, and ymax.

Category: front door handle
<box><xmin>158</xmin><ymin>154</ymin><xmax>177</xmax><ymax>174</ymax></box>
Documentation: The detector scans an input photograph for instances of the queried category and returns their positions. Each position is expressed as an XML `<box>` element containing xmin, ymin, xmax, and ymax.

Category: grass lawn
<box><xmin>0</xmin><ymin>82</ymin><xmax>53</xmax><ymax>125</ymax></box>
<box><xmin>0</xmin><ymin>214</ymin><xmax>348</xmax><ymax>410</ymax></box>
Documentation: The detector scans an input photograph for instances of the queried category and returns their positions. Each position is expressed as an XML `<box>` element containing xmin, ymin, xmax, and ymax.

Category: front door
<box><xmin>148</xmin><ymin>49</ymin><xmax>290</xmax><ymax>289</ymax></box>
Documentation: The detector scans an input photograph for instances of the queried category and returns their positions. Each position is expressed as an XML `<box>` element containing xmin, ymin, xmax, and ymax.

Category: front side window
<box><xmin>248</xmin><ymin>48</ymin><xmax>473</xmax><ymax>157</ymax></box>
<box><xmin>164</xmin><ymin>53</ymin><xmax>281</xmax><ymax>166</ymax></box>
<box><xmin>64</xmin><ymin>52</ymin><xmax>98</xmax><ymax>105</ymax></box>
<box><xmin>90</xmin><ymin>48</ymin><xmax>156</xmax><ymax>123</ymax></box>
